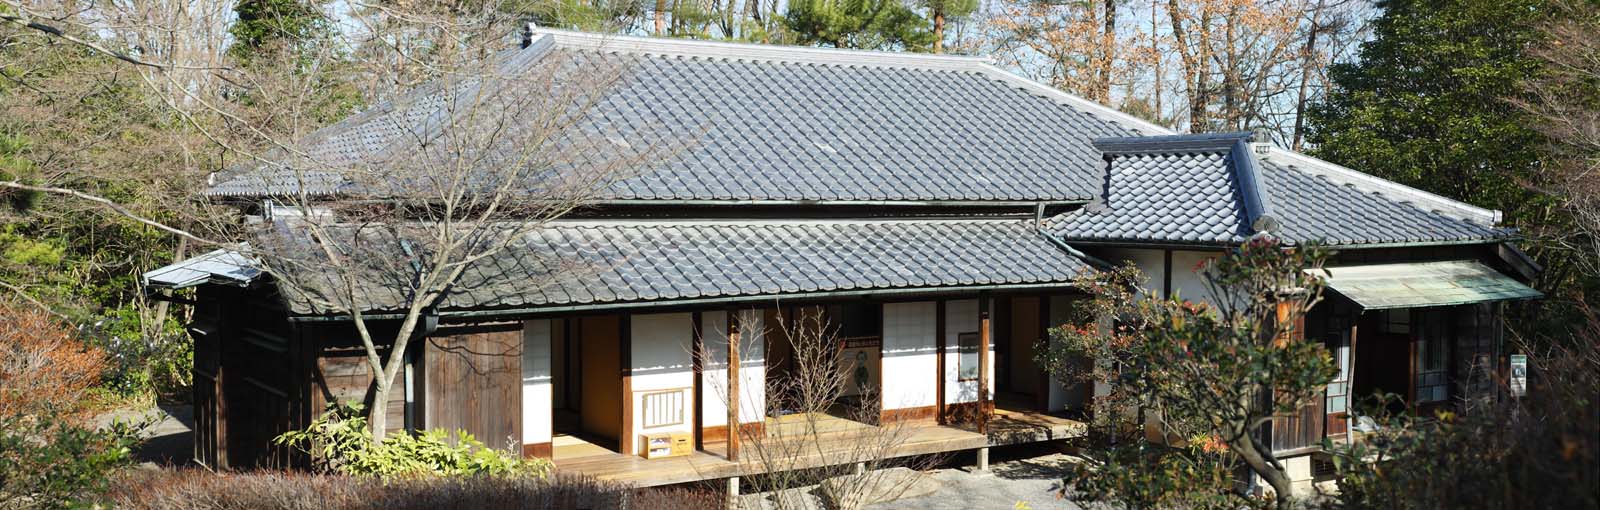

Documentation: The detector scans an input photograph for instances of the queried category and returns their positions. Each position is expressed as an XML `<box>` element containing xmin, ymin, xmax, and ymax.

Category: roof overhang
<box><xmin>142</xmin><ymin>249</ymin><xmax>261</xmax><ymax>289</ymax></box>
<box><xmin>1309</xmin><ymin>260</ymin><xmax>1541</xmax><ymax>310</ymax></box>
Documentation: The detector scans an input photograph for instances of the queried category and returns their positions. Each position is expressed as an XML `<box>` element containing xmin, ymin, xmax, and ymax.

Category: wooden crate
<box><xmin>641</xmin><ymin>431</ymin><xmax>692</xmax><ymax>459</ymax></box>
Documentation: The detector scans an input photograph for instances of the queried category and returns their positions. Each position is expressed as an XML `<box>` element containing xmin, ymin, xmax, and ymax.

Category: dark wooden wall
<box><xmin>422</xmin><ymin>324</ymin><xmax>523</xmax><ymax>451</ymax></box>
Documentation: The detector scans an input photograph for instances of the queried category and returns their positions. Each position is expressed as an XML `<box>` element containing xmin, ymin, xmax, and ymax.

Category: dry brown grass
<box><xmin>100</xmin><ymin>468</ymin><xmax>724</xmax><ymax>510</ymax></box>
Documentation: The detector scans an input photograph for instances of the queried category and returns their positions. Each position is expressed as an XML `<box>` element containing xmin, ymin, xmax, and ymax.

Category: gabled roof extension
<box><xmin>206</xmin><ymin>30</ymin><xmax>1162</xmax><ymax>203</ymax></box>
<box><xmin>1047</xmin><ymin>133</ymin><xmax>1512</xmax><ymax>247</ymax></box>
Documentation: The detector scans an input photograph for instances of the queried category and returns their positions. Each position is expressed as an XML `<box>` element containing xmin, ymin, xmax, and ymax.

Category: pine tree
<box><xmin>783</xmin><ymin>0</ymin><xmax>934</xmax><ymax>51</ymax></box>
<box><xmin>228</xmin><ymin>0</ymin><xmax>332</xmax><ymax>63</ymax></box>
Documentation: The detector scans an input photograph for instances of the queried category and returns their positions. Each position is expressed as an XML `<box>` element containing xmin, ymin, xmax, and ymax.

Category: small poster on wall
<box><xmin>840</xmin><ymin>338</ymin><xmax>880</xmax><ymax>398</ymax></box>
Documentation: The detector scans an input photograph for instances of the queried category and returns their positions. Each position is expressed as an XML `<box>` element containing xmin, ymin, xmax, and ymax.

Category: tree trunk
<box><xmin>1292</xmin><ymin>0</ymin><xmax>1326</xmax><ymax>150</ymax></box>
<box><xmin>1236</xmin><ymin>433</ymin><xmax>1295</xmax><ymax>510</ymax></box>
<box><xmin>932</xmin><ymin>7</ymin><xmax>946</xmax><ymax>53</ymax></box>
<box><xmin>1098</xmin><ymin>0</ymin><xmax>1116</xmax><ymax>103</ymax></box>
<box><xmin>655</xmin><ymin>0</ymin><xmax>667</xmax><ymax>35</ymax></box>
<box><xmin>370</xmin><ymin>376</ymin><xmax>392</xmax><ymax>442</ymax></box>
<box><xmin>1167</xmin><ymin>0</ymin><xmax>1206</xmax><ymax>131</ymax></box>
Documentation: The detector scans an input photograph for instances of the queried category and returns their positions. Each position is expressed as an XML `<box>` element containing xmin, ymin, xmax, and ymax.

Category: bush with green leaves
<box><xmin>1068</xmin><ymin>441</ymin><xmax>1265</xmax><ymax>510</ymax></box>
<box><xmin>0</xmin><ymin>412</ymin><xmax>146</xmax><ymax>510</ymax></box>
<box><xmin>275</xmin><ymin>403</ymin><xmax>552</xmax><ymax>479</ymax></box>
<box><xmin>1041</xmin><ymin>237</ymin><xmax>1335</xmax><ymax>510</ymax></box>
<box><xmin>1323</xmin><ymin>337</ymin><xmax>1599</xmax><ymax>510</ymax></box>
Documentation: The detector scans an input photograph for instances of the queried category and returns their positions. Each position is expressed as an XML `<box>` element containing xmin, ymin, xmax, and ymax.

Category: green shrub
<box><xmin>1067</xmin><ymin>441</ymin><xmax>1264</xmax><ymax>510</ymax></box>
<box><xmin>0</xmin><ymin>411</ymin><xmax>146</xmax><ymax>509</ymax></box>
<box><xmin>274</xmin><ymin>403</ymin><xmax>552</xmax><ymax>479</ymax></box>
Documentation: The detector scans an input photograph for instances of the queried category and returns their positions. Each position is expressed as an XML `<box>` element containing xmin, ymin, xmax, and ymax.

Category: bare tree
<box><xmin>243</xmin><ymin>12</ymin><xmax>674</xmax><ymax>439</ymax></box>
<box><xmin>698</xmin><ymin>307</ymin><xmax>941</xmax><ymax>510</ymax></box>
<box><xmin>1516</xmin><ymin>0</ymin><xmax>1600</xmax><ymax>275</ymax></box>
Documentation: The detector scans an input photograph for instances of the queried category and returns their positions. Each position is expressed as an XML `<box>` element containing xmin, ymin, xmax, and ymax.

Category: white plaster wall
<box><xmin>630</xmin><ymin>313</ymin><xmax>696</xmax><ymax>445</ymax></box>
<box><xmin>1093</xmin><ymin>247</ymin><xmax>1222</xmax><ymax>305</ymax></box>
<box><xmin>521</xmin><ymin>319</ymin><xmax>553</xmax><ymax>447</ymax></box>
<box><xmin>700</xmin><ymin>310</ymin><xmax>766</xmax><ymax>427</ymax></box>
<box><xmin>943</xmin><ymin>299</ymin><xmax>994</xmax><ymax>405</ymax></box>
<box><xmin>1097</xmin><ymin>248</ymin><xmax>1166</xmax><ymax>298</ymax></box>
<box><xmin>1045</xmin><ymin>295</ymin><xmax>1085</xmax><ymax>411</ymax></box>
<box><xmin>1170</xmin><ymin>250</ymin><xmax>1220</xmax><ymax>305</ymax></box>
<box><xmin>882</xmin><ymin>302</ymin><xmax>937</xmax><ymax>410</ymax></box>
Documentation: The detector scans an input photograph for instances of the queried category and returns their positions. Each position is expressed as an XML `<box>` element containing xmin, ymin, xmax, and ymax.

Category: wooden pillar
<box><xmin>620</xmin><ymin>314</ymin><xmax>634</xmax><ymax>456</ymax></box>
<box><xmin>1036</xmin><ymin>296</ymin><xmax>1052</xmax><ymax>412</ymax></box>
<box><xmin>692</xmin><ymin>312</ymin><xmax>704</xmax><ymax>449</ymax></box>
<box><xmin>978</xmin><ymin>295</ymin><xmax>991</xmax><ymax>434</ymax></box>
<box><xmin>1346</xmin><ymin>316</ymin><xmax>1359</xmax><ymax>441</ymax></box>
<box><xmin>727</xmin><ymin>311</ymin><xmax>741</xmax><ymax>462</ymax></box>
<box><xmin>935</xmin><ymin>300</ymin><xmax>947</xmax><ymax>425</ymax></box>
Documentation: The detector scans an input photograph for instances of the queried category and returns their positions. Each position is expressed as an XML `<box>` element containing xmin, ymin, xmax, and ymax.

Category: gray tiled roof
<box><xmin>270</xmin><ymin>219</ymin><xmax>1088</xmax><ymax>315</ymax></box>
<box><xmin>1047</xmin><ymin>135</ymin><xmax>1511</xmax><ymax>247</ymax></box>
<box><xmin>206</xmin><ymin>31</ymin><xmax>1152</xmax><ymax>202</ymax></box>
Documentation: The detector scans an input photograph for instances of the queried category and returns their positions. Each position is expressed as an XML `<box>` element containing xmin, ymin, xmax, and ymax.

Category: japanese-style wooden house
<box><xmin>144</xmin><ymin>29</ymin><xmax>1540</xmax><ymax>491</ymax></box>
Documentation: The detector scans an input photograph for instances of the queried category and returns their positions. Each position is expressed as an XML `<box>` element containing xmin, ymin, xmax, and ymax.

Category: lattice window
<box><xmin>640</xmin><ymin>389</ymin><xmax>687</xmax><ymax>429</ymax></box>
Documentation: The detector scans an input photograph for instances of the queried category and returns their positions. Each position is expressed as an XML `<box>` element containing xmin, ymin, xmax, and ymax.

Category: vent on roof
<box><xmin>1249</xmin><ymin>127</ymin><xmax>1274</xmax><ymax>156</ymax></box>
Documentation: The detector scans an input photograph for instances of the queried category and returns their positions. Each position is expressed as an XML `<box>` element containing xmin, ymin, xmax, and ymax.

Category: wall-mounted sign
<box><xmin>1509</xmin><ymin>354</ymin><xmax>1528</xmax><ymax>397</ymax></box>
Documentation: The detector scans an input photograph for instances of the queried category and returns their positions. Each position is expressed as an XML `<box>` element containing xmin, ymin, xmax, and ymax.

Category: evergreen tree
<box><xmin>228</xmin><ymin>0</ymin><xmax>332</xmax><ymax>63</ymax></box>
<box><xmin>1307</xmin><ymin>0</ymin><xmax>1550</xmax><ymax>226</ymax></box>
<box><xmin>783</xmin><ymin>0</ymin><xmax>934</xmax><ymax>51</ymax></box>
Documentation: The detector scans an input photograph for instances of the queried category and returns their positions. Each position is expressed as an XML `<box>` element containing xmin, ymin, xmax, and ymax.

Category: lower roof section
<box><xmin>1313</xmin><ymin>260</ymin><xmax>1542</xmax><ymax>310</ymax></box>
<box><xmin>149</xmin><ymin>219</ymin><xmax>1092</xmax><ymax>318</ymax></box>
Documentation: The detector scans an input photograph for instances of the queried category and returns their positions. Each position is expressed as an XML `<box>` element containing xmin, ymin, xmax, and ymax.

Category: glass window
<box><xmin>1382</xmin><ymin>309</ymin><xmax>1411</xmax><ymax>334</ymax></box>
<box><xmin>958</xmin><ymin>332</ymin><xmax>979</xmax><ymax>382</ymax></box>
<box><xmin>1415</xmin><ymin>309</ymin><xmax>1450</xmax><ymax>403</ymax></box>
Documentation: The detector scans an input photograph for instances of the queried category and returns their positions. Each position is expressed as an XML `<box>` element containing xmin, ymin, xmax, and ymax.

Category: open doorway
<box><xmin>763</xmin><ymin>304</ymin><xmax>883</xmax><ymax>435</ymax></box>
<box><xmin>551</xmin><ymin>315</ymin><xmax>623</xmax><ymax>460</ymax></box>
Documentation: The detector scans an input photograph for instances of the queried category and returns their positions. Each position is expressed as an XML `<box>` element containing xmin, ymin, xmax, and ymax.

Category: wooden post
<box><xmin>727</xmin><ymin>311</ymin><xmax>741</xmax><ymax>462</ymax></box>
<box><xmin>620</xmin><ymin>314</ymin><xmax>635</xmax><ymax>456</ymax></box>
<box><xmin>692</xmin><ymin>312</ymin><xmax>704</xmax><ymax>449</ymax></box>
<box><xmin>935</xmin><ymin>301</ymin><xmax>946</xmax><ymax>424</ymax></box>
<box><xmin>1347</xmin><ymin>317</ymin><xmax>1359</xmax><ymax>441</ymax></box>
<box><xmin>979</xmin><ymin>295</ymin><xmax>991</xmax><ymax>434</ymax></box>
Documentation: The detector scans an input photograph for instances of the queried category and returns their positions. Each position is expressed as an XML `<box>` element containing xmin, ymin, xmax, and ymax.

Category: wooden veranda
<box><xmin>552</xmin><ymin>399</ymin><xmax>1086</xmax><ymax>488</ymax></box>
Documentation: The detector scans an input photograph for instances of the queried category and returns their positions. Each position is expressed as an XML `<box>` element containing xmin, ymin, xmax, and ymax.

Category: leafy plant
<box><xmin>1068</xmin><ymin>442</ymin><xmax>1263</xmax><ymax>510</ymax></box>
<box><xmin>0</xmin><ymin>411</ymin><xmax>146</xmax><ymax>510</ymax></box>
<box><xmin>275</xmin><ymin>403</ymin><xmax>552</xmax><ymax>479</ymax></box>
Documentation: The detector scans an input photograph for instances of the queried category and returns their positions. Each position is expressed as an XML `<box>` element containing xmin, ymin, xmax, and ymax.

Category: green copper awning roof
<box><xmin>1312</xmin><ymin>260</ymin><xmax>1542</xmax><ymax>310</ymax></box>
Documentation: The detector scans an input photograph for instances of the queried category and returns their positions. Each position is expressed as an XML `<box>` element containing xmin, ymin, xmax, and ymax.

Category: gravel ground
<box><xmin>865</xmin><ymin>453</ymin><xmax>1086</xmax><ymax>510</ymax></box>
<box><xmin>95</xmin><ymin>404</ymin><xmax>193</xmax><ymax>467</ymax></box>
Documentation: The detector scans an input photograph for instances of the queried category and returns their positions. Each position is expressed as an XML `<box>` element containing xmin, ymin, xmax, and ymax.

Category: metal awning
<box><xmin>143</xmin><ymin>249</ymin><xmax>261</xmax><ymax>289</ymax></box>
<box><xmin>1311</xmin><ymin>260</ymin><xmax>1542</xmax><ymax>310</ymax></box>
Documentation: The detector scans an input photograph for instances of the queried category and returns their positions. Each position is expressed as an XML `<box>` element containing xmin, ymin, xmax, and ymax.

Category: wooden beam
<box><xmin>979</xmin><ymin>295</ymin><xmax>991</xmax><ymax>434</ymax></box>
<box><xmin>727</xmin><ymin>310</ymin><xmax>741</xmax><ymax>462</ymax></box>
